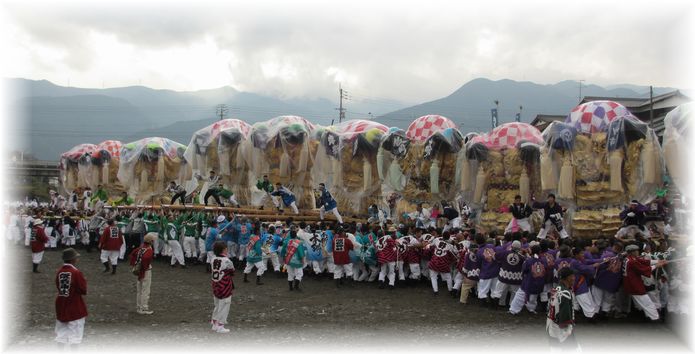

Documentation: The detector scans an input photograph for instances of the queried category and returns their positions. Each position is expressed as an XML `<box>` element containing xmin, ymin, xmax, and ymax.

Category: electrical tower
<box><xmin>215</xmin><ymin>104</ymin><xmax>229</xmax><ymax>121</ymax></box>
<box><xmin>336</xmin><ymin>84</ymin><xmax>348</xmax><ymax>124</ymax></box>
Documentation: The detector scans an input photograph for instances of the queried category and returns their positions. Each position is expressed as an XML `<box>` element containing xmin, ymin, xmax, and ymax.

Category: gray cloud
<box><xmin>4</xmin><ymin>0</ymin><xmax>694</xmax><ymax>103</ymax></box>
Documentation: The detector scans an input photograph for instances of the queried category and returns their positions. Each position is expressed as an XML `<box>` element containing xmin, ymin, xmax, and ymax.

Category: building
<box><xmin>531</xmin><ymin>90</ymin><xmax>691</xmax><ymax>138</ymax></box>
<box><xmin>580</xmin><ymin>90</ymin><xmax>691</xmax><ymax>139</ymax></box>
<box><xmin>530</xmin><ymin>114</ymin><xmax>566</xmax><ymax>132</ymax></box>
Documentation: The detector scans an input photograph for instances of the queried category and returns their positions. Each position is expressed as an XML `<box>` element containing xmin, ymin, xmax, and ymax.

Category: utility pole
<box><xmin>491</xmin><ymin>100</ymin><xmax>499</xmax><ymax>129</ymax></box>
<box><xmin>215</xmin><ymin>104</ymin><xmax>229</xmax><ymax>121</ymax></box>
<box><xmin>578</xmin><ymin>79</ymin><xmax>585</xmax><ymax>102</ymax></box>
<box><xmin>649</xmin><ymin>85</ymin><xmax>654</xmax><ymax>128</ymax></box>
<box><xmin>516</xmin><ymin>105</ymin><xmax>523</xmax><ymax>122</ymax></box>
<box><xmin>336</xmin><ymin>84</ymin><xmax>348</xmax><ymax>124</ymax></box>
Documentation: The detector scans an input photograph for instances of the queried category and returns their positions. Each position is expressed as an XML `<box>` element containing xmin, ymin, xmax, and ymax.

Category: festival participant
<box><xmin>427</xmin><ymin>232</ymin><xmax>456</xmax><ymax>296</ymax></box>
<box><xmin>492</xmin><ymin>240</ymin><xmax>525</xmax><ymax>307</ymax></box>
<box><xmin>477</xmin><ymin>235</ymin><xmax>500</xmax><ymax>306</ymax></box>
<box><xmin>181</xmin><ymin>212</ymin><xmax>199</xmax><ymax>264</ymax></box>
<box><xmin>243</xmin><ymin>226</ymin><xmax>267</xmax><ymax>285</ymax></box>
<box><xmin>547</xmin><ymin>267</ymin><xmax>578</xmax><ymax>350</ymax></box>
<box><xmin>459</xmin><ymin>242</ymin><xmax>481</xmax><ymax>304</ymax></box>
<box><xmin>267</xmin><ymin>224</ymin><xmax>285</xmax><ymax>275</ymax></box>
<box><xmin>86</xmin><ymin>212</ymin><xmax>106</xmax><ymax>252</ymax></box>
<box><xmin>256</xmin><ymin>175</ymin><xmax>275</xmax><ymax>210</ymax></box>
<box><xmin>113</xmin><ymin>191</ymin><xmax>134</xmax><ymax>206</ymax></box>
<box><xmin>271</xmin><ymin>183</ymin><xmax>300</xmax><ymax>215</ymax></box>
<box><xmin>236</xmin><ymin>217</ymin><xmax>253</xmax><ymax>265</ymax></box>
<box><xmin>554</xmin><ymin>245</ymin><xmax>599</xmax><ymax>320</ymax></box>
<box><xmin>505</xmin><ymin>195</ymin><xmax>533</xmax><ymax>234</ymax></box>
<box><xmin>532</xmin><ymin>194</ymin><xmax>569</xmax><ymax>240</ymax></box>
<box><xmin>622</xmin><ymin>244</ymin><xmax>664</xmax><ymax>321</ymax></box>
<box><xmin>452</xmin><ymin>237</ymin><xmax>469</xmax><ymax>297</ymax></box>
<box><xmin>98</xmin><ymin>219</ymin><xmax>123</xmax><ymax>274</ymax></box>
<box><xmin>167</xmin><ymin>181</ymin><xmax>187</xmax><ymax>206</ymax></box>
<box><xmin>30</xmin><ymin>218</ymin><xmax>49</xmax><ymax>273</ymax></box>
<box><xmin>82</xmin><ymin>187</ymin><xmax>93</xmax><ymax>210</ymax></box>
<box><xmin>163</xmin><ymin>214</ymin><xmax>186</xmax><ymax>268</ymax></box>
<box><xmin>410</xmin><ymin>203</ymin><xmax>434</xmax><ymax>230</ymax></box>
<box><xmin>203</xmin><ymin>171</ymin><xmax>224</xmax><ymax>206</ymax></box>
<box><xmin>130</xmin><ymin>233</ymin><xmax>156</xmax><ymax>315</ymax></box>
<box><xmin>440</xmin><ymin>201</ymin><xmax>461</xmax><ymax>233</ymax></box>
<box><xmin>400</xmin><ymin>229</ymin><xmax>422</xmax><ymax>284</ymax></box>
<box><xmin>54</xmin><ymin>248</ymin><xmax>87</xmax><ymax>349</ymax></box>
<box><xmin>90</xmin><ymin>184</ymin><xmax>108</xmax><ymax>210</ymax></box>
<box><xmin>280</xmin><ymin>227</ymin><xmax>306</xmax><ymax>291</ymax></box>
<box><xmin>509</xmin><ymin>244</ymin><xmax>547</xmax><ymax>315</ymax></box>
<box><xmin>217</xmin><ymin>183</ymin><xmax>240</xmax><ymax>208</ymax></box>
<box><xmin>210</xmin><ymin>241</ymin><xmax>235</xmax><ymax>334</ymax></box>
<box><xmin>317</xmin><ymin>183</ymin><xmax>343</xmax><ymax>224</ymax></box>
<box><xmin>616</xmin><ymin>200</ymin><xmax>649</xmax><ymax>239</ymax></box>
<box><xmin>591</xmin><ymin>242</ymin><xmax>624</xmax><ymax>317</ymax></box>
<box><xmin>332</xmin><ymin>225</ymin><xmax>354</xmax><ymax>288</ymax></box>
<box><xmin>205</xmin><ymin>217</ymin><xmax>223</xmax><ymax>272</ymax></box>
<box><xmin>377</xmin><ymin>226</ymin><xmax>398</xmax><ymax>289</ymax></box>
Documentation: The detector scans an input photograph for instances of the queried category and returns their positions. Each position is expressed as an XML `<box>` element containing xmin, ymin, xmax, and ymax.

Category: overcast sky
<box><xmin>2</xmin><ymin>0</ymin><xmax>694</xmax><ymax>103</ymax></box>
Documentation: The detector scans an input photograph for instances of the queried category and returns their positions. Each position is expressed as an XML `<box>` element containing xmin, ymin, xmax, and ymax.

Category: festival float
<box><xmin>314</xmin><ymin>119</ymin><xmax>388</xmax><ymax>214</ymax></box>
<box><xmin>243</xmin><ymin>116</ymin><xmax>318</xmax><ymax>208</ymax></box>
<box><xmin>117</xmin><ymin>137</ymin><xmax>190</xmax><ymax>204</ymax></box>
<box><xmin>59</xmin><ymin>144</ymin><xmax>98</xmax><ymax>193</ymax></box>
<box><xmin>87</xmin><ymin>140</ymin><xmax>124</xmax><ymax>195</ymax></box>
<box><xmin>184</xmin><ymin>119</ymin><xmax>252</xmax><ymax>204</ymax></box>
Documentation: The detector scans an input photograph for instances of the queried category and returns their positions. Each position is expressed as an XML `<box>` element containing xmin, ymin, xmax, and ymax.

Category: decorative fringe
<box><xmin>363</xmin><ymin>157</ymin><xmax>372</xmax><ymax>192</ymax></box>
<box><xmin>519</xmin><ymin>168</ymin><xmax>530</xmax><ymax>203</ymax></box>
<box><xmin>430</xmin><ymin>159</ymin><xmax>440</xmax><ymax>194</ymax></box>
<box><xmin>641</xmin><ymin>141</ymin><xmax>656</xmax><ymax>184</ymax></box>
<box><xmin>540</xmin><ymin>148</ymin><xmax>557</xmax><ymax>190</ymax></box>
<box><xmin>332</xmin><ymin>158</ymin><xmax>343</xmax><ymax>187</ymax></box>
<box><xmin>157</xmin><ymin>158</ymin><xmax>166</xmax><ymax>182</ymax></box>
<box><xmin>140</xmin><ymin>168</ymin><xmax>149</xmax><ymax>194</ymax></box>
<box><xmin>388</xmin><ymin>159</ymin><xmax>405</xmax><ymax>191</ymax></box>
<box><xmin>279</xmin><ymin>151</ymin><xmax>291</xmax><ymax>177</ymax></box>
<box><xmin>609</xmin><ymin>150</ymin><xmax>624</xmax><ymax>191</ymax></box>
<box><xmin>376</xmin><ymin>146</ymin><xmax>385</xmax><ymax>181</ymax></box>
<box><xmin>298</xmin><ymin>141</ymin><xmax>309</xmax><ymax>173</ymax></box>
<box><xmin>102</xmin><ymin>163</ymin><xmax>109</xmax><ymax>185</ymax></box>
<box><xmin>461</xmin><ymin>157</ymin><xmax>471</xmax><ymax>192</ymax></box>
<box><xmin>558</xmin><ymin>156</ymin><xmax>575</xmax><ymax>199</ymax></box>
<box><xmin>196</xmin><ymin>154</ymin><xmax>206</xmax><ymax>176</ymax></box>
<box><xmin>234</xmin><ymin>146</ymin><xmax>245</xmax><ymax>170</ymax></box>
<box><xmin>219</xmin><ymin>149</ymin><xmax>231</xmax><ymax>175</ymax></box>
<box><xmin>66</xmin><ymin>171</ymin><xmax>75</xmax><ymax>190</ymax></box>
<box><xmin>473</xmin><ymin>167</ymin><xmax>486</xmax><ymax>203</ymax></box>
<box><xmin>653</xmin><ymin>144</ymin><xmax>662</xmax><ymax>186</ymax></box>
<box><xmin>184</xmin><ymin>163</ymin><xmax>193</xmax><ymax>181</ymax></box>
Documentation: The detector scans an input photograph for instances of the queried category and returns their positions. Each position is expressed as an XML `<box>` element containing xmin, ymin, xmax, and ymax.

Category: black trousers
<box><xmin>171</xmin><ymin>191</ymin><xmax>186</xmax><ymax>205</ymax></box>
<box><xmin>204</xmin><ymin>189</ymin><xmax>223</xmax><ymax>206</ymax></box>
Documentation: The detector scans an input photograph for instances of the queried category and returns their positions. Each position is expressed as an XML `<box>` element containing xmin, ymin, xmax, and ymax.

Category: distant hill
<box><xmin>6</xmin><ymin>77</ymin><xmax>678</xmax><ymax>160</ymax></box>
<box><xmin>376</xmin><ymin>78</ymin><xmax>677</xmax><ymax>132</ymax></box>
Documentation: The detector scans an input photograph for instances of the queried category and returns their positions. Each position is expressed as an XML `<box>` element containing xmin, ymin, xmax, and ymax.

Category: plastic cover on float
<box><xmin>663</xmin><ymin>102</ymin><xmax>693</xmax><ymax>198</ymax></box>
<box><xmin>59</xmin><ymin>144</ymin><xmax>98</xmax><ymax>193</ymax></box>
<box><xmin>542</xmin><ymin>100</ymin><xmax>665</xmax><ymax>239</ymax></box>
<box><xmin>465</xmin><ymin>123</ymin><xmax>543</xmax><ymax>233</ymax></box>
<box><xmin>117</xmin><ymin>137</ymin><xmax>189</xmax><ymax>204</ymax></box>
<box><xmin>398</xmin><ymin>115</ymin><xmax>462</xmax><ymax>207</ymax></box>
<box><xmin>184</xmin><ymin>119</ymin><xmax>252</xmax><ymax>204</ymax></box>
<box><xmin>313</xmin><ymin>119</ymin><xmax>388</xmax><ymax>214</ymax></box>
<box><xmin>85</xmin><ymin>140</ymin><xmax>123</xmax><ymax>194</ymax></box>
<box><xmin>243</xmin><ymin>115</ymin><xmax>318</xmax><ymax>208</ymax></box>
<box><xmin>377</xmin><ymin>127</ymin><xmax>410</xmax><ymax>193</ymax></box>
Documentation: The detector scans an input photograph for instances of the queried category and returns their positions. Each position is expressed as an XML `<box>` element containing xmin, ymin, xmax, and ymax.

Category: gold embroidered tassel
<box><xmin>519</xmin><ymin>168</ymin><xmax>530</xmax><ymax>203</ymax></box>
<box><xmin>363</xmin><ymin>157</ymin><xmax>372</xmax><ymax>192</ymax></box>
<box><xmin>430</xmin><ymin>159</ymin><xmax>440</xmax><ymax>194</ymax></box>
<box><xmin>473</xmin><ymin>167</ymin><xmax>487</xmax><ymax>203</ymax></box>
<box><xmin>609</xmin><ymin>150</ymin><xmax>624</xmax><ymax>191</ymax></box>
<box><xmin>558</xmin><ymin>156</ymin><xmax>575</xmax><ymax>199</ymax></box>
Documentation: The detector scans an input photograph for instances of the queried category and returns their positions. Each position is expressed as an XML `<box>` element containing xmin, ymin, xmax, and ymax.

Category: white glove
<box><xmin>627</xmin><ymin>212</ymin><xmax>636</xmax><ymax>218</ymax></box>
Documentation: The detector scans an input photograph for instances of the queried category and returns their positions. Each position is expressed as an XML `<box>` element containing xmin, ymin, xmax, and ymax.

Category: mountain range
<box><xmin>6</xmin><ymin>77</ymin><xmax>678</xmax><ymax>160</ymax></box>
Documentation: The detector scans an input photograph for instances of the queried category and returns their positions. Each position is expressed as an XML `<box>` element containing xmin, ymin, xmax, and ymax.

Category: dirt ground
<box><xmin>3</xmin><ymin>244</ymin><xmax>692</xmax><ymax>352</ymax></box>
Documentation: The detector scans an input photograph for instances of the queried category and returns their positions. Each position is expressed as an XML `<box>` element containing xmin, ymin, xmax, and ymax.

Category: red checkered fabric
<box><xmin>566</xmin><ymin>100</ymin><xmax>635</xmax><ymax>134</ymax></box>
<box><xmin>96</xmin><ymin>140</ymin><xmax>122</xmax><ymax>158</ymax></box>
<box><xmin>61</xmin><ymin>144</ymin><xmax>98</xmax><ymax>161</ymax></box>
<box><xmin>338</xmin><ymin>119</ymin><xmax>388</xmax><ymax>140</ymax></box>
<box><xmin>210</xmin><ymin>119</ymin><xmax>251</xmax><ymax>139</ymax></box>
<box><xmin>485</xmin><ymin>122</ymin><xmax>543</xmax><ymax>150</ymax></box>
<box><xmin>406</xmin><ymin>115</ymin><xmax>457</xmax><ymax>142</ymax></box>
<box><xmin>468</xmin><ymin>134</ymin><xmax>490</xmax><ymax>146</ymax></box>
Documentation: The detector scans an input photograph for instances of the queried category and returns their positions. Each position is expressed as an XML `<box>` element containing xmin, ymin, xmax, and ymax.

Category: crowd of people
<box><xmin>4</xmin><ymin>181</ymin><xmax>692</xmax><ymax>350</ymax></box>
